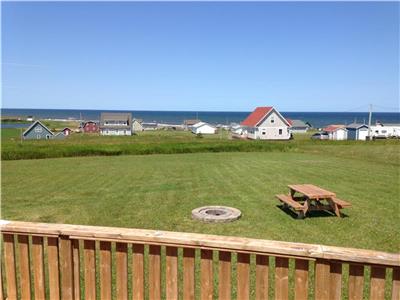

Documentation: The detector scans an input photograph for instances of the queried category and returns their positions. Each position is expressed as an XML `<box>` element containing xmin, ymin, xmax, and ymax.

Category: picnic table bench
<box><xmin>276</xmin><ymin>184</ymin><xmax>351</xmax><ymax>219</ymax></box>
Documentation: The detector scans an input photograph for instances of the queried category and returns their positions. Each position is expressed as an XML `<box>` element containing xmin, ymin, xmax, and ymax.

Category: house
<box><xmin>240</xmin><ymin>106</ymin><xmax>291</xmax><ymax>140</ymax></box>
<box><xmin>61</xmin><ymin>127</ymin><xmax>72</xmax><ymax>136</ymax></box>
<box><xmin>26</xmin><ymin>116</ymin><xmax>34</xmax><ymax>122</ymax></box>
<box><xmin>22</xmin><ymin>120</ymin><xmax>54</xmax><ymax>140</ymax></box>
<box><xmin>287</xmin><ymin>119</ymin><xmax>310</xmax><ymax>133</ymax></box>
<box><xmin>100</xmin><ymin>113</ymin><xmax>132</xmax><ymax>135</ymax></box>
<box><xmin>346</xmin><ymin>123</ymin><xmax>369</xmax><ymax>140</ymax></box>
<box><xmin>142</xmin><ymin>122</ymin><xmax>158</xmax><ymax>131</ymax></box>
<box><xmin>184</xmin><ymin>119</ymin><xmax>201</xmax><ymax>130</ymax></box>
<box><xmin>323</xmin><ymin>125</ymin><xmax>347</xmax><ymax>140</ymax></box>
<box><xmin>81</xmin><ymin>121</ymin><xmax>99</xmax><ymax>133</ymax></box>
<box><xmin>231</xmin><ymin>124</ymin><xmax>247</xmax><ymax>136</ymax></box>
<box><xmin>370</xmin><ymin>122</ymin><xmax>400</xmax><ymax>139</ymax></box>
<box><xmin>132</xmin><ymin>119</ymin><xmax>144</xmax><ymax>132</ymax></box>
<box><xmin>191</xmin><ymin>122</ymin><xmax>217</xmax><ymax>134</ymax></box>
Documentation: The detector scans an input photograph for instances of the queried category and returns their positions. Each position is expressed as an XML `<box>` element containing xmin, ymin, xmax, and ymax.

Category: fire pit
<box><xmin>192</xmin><ymin>206</ymin><xmax>241</xmax><ymax>223</ymax></box>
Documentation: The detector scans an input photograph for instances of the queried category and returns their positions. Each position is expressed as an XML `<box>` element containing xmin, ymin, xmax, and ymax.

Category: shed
<box><xmin>346</xmin><ymin>123</ymin><xmax>369</xmax><ymax>140</ymax></box>
<box><xmin>191</xmin><ymin>122</ymin><xmax>216</xmax><ymax>134</ymax></box>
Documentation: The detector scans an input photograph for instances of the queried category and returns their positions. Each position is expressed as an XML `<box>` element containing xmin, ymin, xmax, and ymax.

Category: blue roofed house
<box><xmin>346</xmin><ymin>123</ymin><xmax>369</xmax><ymax>140</ymax></box>
<box><xmin>22</xmin><ymin>120</ymin><xmax>54</xmax><ymax>140</ymax></box>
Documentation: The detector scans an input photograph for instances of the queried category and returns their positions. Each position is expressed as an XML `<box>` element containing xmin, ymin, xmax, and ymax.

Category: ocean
<box><xmin>2</xmin><ymin>108</ymin><xmax>399</xmax><ymax>129</ymax></box>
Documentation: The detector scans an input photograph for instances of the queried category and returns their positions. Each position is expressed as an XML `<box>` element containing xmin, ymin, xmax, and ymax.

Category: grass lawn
<box><xmin>2</xmin><ymin>150</ymin><xmax>399</xmax><ymax>252</ymax></box>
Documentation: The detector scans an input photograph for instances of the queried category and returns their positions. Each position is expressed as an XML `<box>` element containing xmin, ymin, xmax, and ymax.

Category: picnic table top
<box><xmin>288</xmin><ymin>184</ymin><xmax>336</xmax><ymax>199</ymax></box>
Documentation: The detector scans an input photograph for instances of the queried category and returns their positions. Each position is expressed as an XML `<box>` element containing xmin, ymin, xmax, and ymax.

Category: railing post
<box><xmin>59</xmin><ymin>235</ymin><xmax>75</xmax><ymax>300</ymax></box>
<box><xmin>315</xmin><ymin>258</ymin><xmax>330</xmax><ymax>299</ymax></box>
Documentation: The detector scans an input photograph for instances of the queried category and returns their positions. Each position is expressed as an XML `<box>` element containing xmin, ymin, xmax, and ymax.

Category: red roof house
<box><xmin>240</xmin><ymin>106</ymin><xmax>291</xmax><ymax>140</ymax></box>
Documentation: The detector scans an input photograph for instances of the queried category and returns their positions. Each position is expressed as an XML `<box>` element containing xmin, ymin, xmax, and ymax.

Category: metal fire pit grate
<box><xmin>191</xmin><ymin>206</ymin><xmax>241</xmax><ymax>223</ymax></box>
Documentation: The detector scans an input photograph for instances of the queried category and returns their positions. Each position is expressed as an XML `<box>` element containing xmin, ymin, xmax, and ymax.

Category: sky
<box><xmin>2</xmin><ymin>2</ymin><xmax>399</xmax><ymax>112</ymax></box>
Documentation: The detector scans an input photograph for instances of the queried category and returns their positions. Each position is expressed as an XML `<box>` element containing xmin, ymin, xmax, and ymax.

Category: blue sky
<box><xmin>2</xmin><ymin>2</ymin><xmax>399</xmax><ymax>112</ymax></box>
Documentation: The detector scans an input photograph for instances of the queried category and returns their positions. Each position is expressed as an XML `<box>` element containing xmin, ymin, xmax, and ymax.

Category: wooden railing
<box><xmin>0</xmin><ymin>220</ymin><xmax>399</xmax><ymax>299</ymax></box>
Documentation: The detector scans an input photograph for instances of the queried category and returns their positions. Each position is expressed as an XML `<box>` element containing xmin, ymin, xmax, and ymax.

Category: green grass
<box><xmin>2</xmin><ymin>150</ymin><xmax>399</xmax><ymax>252</ymax></box>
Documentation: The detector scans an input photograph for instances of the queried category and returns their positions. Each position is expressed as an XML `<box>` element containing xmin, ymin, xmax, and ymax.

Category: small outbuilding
<box><xmin>132</xmin><ymin>119</ymin><xmax>144</xmax><ymax>132</ymax></box>
<box><xmin>323</xmin><ymin>125</ymin><xmax>347</xmax><ymax>140</ymax></box>
<box><xmin>22</xmin><ymin>120</ymin><xmax>54</xmax><ymax>140</ymax></box>
<box><xmin>346</xmin><ymin>123</ymin><xmax>369</xmax><ymax>140</ymax></box>
<box><xmin>191</xmin><ymin>122</ymin><xmax>217</xmax><ymax>134</ymax></box>
<box><xmin>62</xmin><ymin>127</ymin><xmax>72</xmax><ymax>136</ymax></box>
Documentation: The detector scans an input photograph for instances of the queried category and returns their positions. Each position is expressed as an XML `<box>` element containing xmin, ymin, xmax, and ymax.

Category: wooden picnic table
<box><xmin>276</xmin><ymin>184</ymin><xmax>351</xmax><ymax>219</ymax></box>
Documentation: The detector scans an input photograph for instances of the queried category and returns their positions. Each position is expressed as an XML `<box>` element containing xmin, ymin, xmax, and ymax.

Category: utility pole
<box><xmin>367</xmin><ymin>104</ymin><xmax>372</xmax><ymax>140</ymax></box>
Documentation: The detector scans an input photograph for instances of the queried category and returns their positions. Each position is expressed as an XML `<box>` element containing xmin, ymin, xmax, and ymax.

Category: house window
<box><xmin>279</xmin><ymin>129</ymin><xmax>283</xmax><ymax>135</ymax></box>
<box><xmin>262</xmin><ymin>132</ymin><xmax>266</xmax><ymax>135</ymax></box>
<box><xmin>271</xmin><ymin>118</ymin><xmax>275</xmax><ymax>124</ymax></box>
<box><xmin>35</xmin><ymin>126</ymin><xmax>43</xmax><ymax>133</ymax></box>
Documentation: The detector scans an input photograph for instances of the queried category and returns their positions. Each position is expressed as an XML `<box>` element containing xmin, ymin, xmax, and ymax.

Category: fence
<box><xmin>1</xmin><ymin>220</ymin><xmax>399</xmax><ymax>299</ymax></box>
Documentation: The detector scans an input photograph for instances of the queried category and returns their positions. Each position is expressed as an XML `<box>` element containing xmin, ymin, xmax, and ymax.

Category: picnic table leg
<box><xmin>290</xmin><ymin>188</ymin><xmax>296</xmax><ymax>198</ymax></box>
<box><xmin>328</xmin><ymin>199</ymin><xmax>341</xmax><ymax>217</ymax></box>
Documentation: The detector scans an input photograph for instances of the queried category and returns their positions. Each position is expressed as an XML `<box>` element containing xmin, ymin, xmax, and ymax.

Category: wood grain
<box><xmin>99</xmin><ymin>241</ymin><xmax>112</xmax><ymax>300</ymax></box>
<box><xmin>18</xmin><ymin>235</ymin><xmax>31</xmax><ymax>300</ymax></box>
<box><xmin>294</xmin><ymin>259</ymin><xmax>308</xmax><ymax>300</ymax></box>
<box><xmin>329</xmin><ymin>262</ymin><xmax>342</xmax><ymax>300</ymax></box>
<box><xmin>166</xmin><ymin>247</ymin><xmax>178</xmax><ymax>300</ymax></box>
<box><xmin>3</xmin><ymin>234</ymin><xmax>17</xmax><ymax>300</ymax></box>
<box><xmin>392</xmin><ymin>267</ymin><xmax>400</xmax><ymax>300</ymax></box>
<box><xmin>255</xmin><ymin>255</ymin><xmax>269</xmax><ymax>300</ymax></box>
<box><xmin>116</xmin><ymin>242</ymin><xmax>128</xmax><ymax>299</ymax></box>
<box><xmin>32</xmin><ymin>236</ymin><xmax>45</xmax><ymax>299</ymax></box>
<box><xmin>218</xmin><ymin>251</ymin><xmax>231</xmax><ymax>300</ymax></box>
<box><xmin>47</xmin><ymin>237</ymin><xmax>60</xmax><ymax>300</ymax></box>
<box><xmin>370</xmin><ymin>266</ymin><xmax>386</xmax><ymax>300</ymax></box>
<box><xmin>59</xmin><ymin>236</ymin><xmax>74</xmax><ymax>300</ymax></box>
<box><xmin>149</xmin><ymin>245</ymin><xmax>161</xmax><ymax>300</ymax></box>
<box><xmin>200</xmin><ymin>249</ymin><xmax>213</xmax><ymax>300</ymax></box>
<box><xmin>315</xmin><ymin>259</ymin><xmax>330</xmax><ymax>299</ymax></box>
<box><xmin>237</xmin><ymin>252</ymin><xmax>250</xmax><ymax>300</ymax></box>
<box><xmin>84</xmin><ymin>240</ymin><xmax>96</xmax><ymax>300</ymax></box>
<box><xmin>348</xmin><ymin>264</ymin><xmax>364</xmax><ymax>300</ymax></box>
<box><xmin>183</xmin><ymin>248</ymin><xmax>195</xmax><ymax>300</ymax></box>
<box><xmin>132</xmin><ymin>244</ymin><xmax>144</xmax><ymax>300</ymax></box>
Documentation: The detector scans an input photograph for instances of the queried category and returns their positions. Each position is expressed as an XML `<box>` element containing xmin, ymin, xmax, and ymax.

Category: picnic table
<box><xmin>276</xmin><ymin>184</ymin><xmax>351</xmax><ymax>219</ymax></box>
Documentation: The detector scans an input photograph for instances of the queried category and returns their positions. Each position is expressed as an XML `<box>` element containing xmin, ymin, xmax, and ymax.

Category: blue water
<box><xmin>2</xmin><ymin>108</ymin><xmax>399</xmax><ymax>129</ymax></box>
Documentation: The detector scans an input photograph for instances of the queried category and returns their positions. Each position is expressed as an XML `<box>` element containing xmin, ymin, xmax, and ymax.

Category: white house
<box><xmin>99</xmin><ymin>112</ymin><xmax>132</xmax><ymax>136</ymax></box>
<box><xmin>191</xmin><ymin>122</ymin><xmax>216</xmax><ymax>134</ymax></box>
<box><xmin>240</xmin><ymin>106</ymin><xmax>291</xmax><ymax>140</ymax></box>
<box><xmin>370</xmin><ymin>122</ymin><xmax>400</xmax><ymax>139</ymax></box>
<box><xmin>323</xmin><ymin>125</ymin><xmax>347</xmax><ymax>140</ymax></box>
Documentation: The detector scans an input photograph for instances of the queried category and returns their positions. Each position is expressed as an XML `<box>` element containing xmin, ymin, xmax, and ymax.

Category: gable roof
<box><xmin>346</xmin><ymin>123</ymin><xmax>368</xmax><ymax>129</ymax></box>
<box><xmin>192</xmin><ymin>122</ymin><xmax>215</xmax><ymax>129</ymax></box>
<box><xmin>22</xmin><ymin>120</ymin><xmax>54</xmax><ymax>137</ymax></box>
<box><xmin>288</xmin><ymin>119</ymin><xmax>308</xmax><ymax>128</ymax></box>
<box><xmin>241</xmin><ymin>106</ymin><xmax>291</xmax><ymax>127</ymax></box>
<box><xmin>323</xmin><ymin>125</ymin><xmax>346</xmax><ymax>132</ymax></box>
<box><xmin>100</xmin><ymin>112</ymin><xmax>132</xmax><ymax>122</ymax></box>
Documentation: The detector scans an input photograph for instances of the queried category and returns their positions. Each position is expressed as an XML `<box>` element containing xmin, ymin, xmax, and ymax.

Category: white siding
<box><xmin>247</xmin><ymin>110</ymin><xmax>291</xmax><ymax>140</ymax></box>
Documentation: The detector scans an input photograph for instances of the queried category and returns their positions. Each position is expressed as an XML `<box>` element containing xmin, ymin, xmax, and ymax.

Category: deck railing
<box><xmin>0</xmin><ymin>220</ymin><xmax>399</xmax><ymax>299</ymax></box>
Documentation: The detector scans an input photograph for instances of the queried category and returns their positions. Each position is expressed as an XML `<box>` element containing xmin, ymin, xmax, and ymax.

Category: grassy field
<box><xmin>2</xmin><ymin>148</ymin><xmax>399</xmax><ymax>252</ymax></box>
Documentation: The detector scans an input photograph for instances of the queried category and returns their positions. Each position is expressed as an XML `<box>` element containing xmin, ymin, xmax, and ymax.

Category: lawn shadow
<box><xmin>276</xmin><ymin>205</ymin><xmax>349</xmax><ymax>219</ymax></box>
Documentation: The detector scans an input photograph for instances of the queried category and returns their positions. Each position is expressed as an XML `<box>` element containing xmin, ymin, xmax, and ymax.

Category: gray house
<box><xmin>346</xmin><ymin>123</ymin><xmax>369</xmax><ymax>140</ymax></box>
<box><xmin>289</xmin><ymin>119</ymin><xmax>310</xmax><ymax>133</ymax></box>
<box><xmin>99</xmin><ymin>112</ymin><xmax>132</xmax><ymax>136</ymax></box>
<box><xmin>22</xmin><ymin>121</ymin><xmax>54</xmax><ymax>140</ymax></box>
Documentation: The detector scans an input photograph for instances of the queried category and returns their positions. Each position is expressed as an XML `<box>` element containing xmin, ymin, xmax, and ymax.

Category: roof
<box><xmin>241</xmin><ymin>106</ymin><xmax>291</xmax><ymax>127</ymax></box>
<box><xmin>323</xmin><ymin>125</ymin><xmax>346</xmax><ymax>132</ymax></box>
<box><xmin>192</xmin><ymin>122</ymin><xmax>215</xmax><ymax>129</ymax></box>
<box><xmin>184</xmin><ymin>119</ymin><xmax>201</xmax><ymax>125</ymax></box>
<box><xmin>22</xmin><ymin>120</ymin><xmax>54</xmax><ymax>137</ymax></box>
<box><xmin>100</xmin><ymin>112</ymin><xmax>132</xmax><ymax>122</ymax></box>
<box><xmin>288</xmin><ymin>119</ymin><xmax>308</xmax><ymax>128</ymax></box>
<box><xmin>346</xmin><ymin>123</ymin><xmax>368</xmax><ymax>129</ymax></box>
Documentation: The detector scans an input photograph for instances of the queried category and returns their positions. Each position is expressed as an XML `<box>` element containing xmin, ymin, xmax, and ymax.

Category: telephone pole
<box><xmin>367</xmin><ymin>104</ymin><xmax>372</xmax><ymax>140</ymax></box>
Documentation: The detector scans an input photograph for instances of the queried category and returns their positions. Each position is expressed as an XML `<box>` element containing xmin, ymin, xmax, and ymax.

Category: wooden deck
<box><xmin>0</xmin><ymin>220</ymin><xmax>399</xmax><ymax>299</ymax></box>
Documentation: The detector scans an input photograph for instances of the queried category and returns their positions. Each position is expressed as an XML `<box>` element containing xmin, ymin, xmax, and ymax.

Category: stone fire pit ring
<box><xmin>192</xmin><ymin>206</ymin><xmax>241</xmax><ymax>223</ymax></box>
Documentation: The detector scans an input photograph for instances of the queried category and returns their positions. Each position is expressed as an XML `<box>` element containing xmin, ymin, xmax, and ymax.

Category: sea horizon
<box><xmin>2</xmin><ymin>108</ymin><xmax>399</xmax><ymax>129</ymax></box>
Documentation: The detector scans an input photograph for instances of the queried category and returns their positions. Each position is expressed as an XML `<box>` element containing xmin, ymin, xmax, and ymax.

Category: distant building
<box><xmin>241</xmin><ymin>106</ymin><xmax>291</xmax><ymax>140</ymax></box>
<box><xmin>287</xmin><ymin>119</ymin><xmax>310</xmax><ymax>133</ymax></box>
<box><xmin>54</xmin><ymin>132</ymin><xmax>66</xmax><ymax>140</ymax></box>
<box><xmin>81</xmin><ymin>121</ymin><xmax>99</xmax><ymax>133</ymax></box>
<box><xmin>370</xmin><ymin>122</ymin><xmax>400</xmax><ymax>139</ymax></box>
<box><xmin>62</xmin><ymin>127</ymin><xmax>72</xmax><ymax>136</ymax></box>
<box><xmin>26</xmin><ymin>116</ymin><xmax>34</xmax><ymax>122</ymax></box>
<box><xmin>346</xmin><ymin>123</ymin><xmax>369</xmax><ymax>140</ymax></box>
<box><xmin>191</xmin><ymin>122</ymin><xmax>217</xmax><ymax>134</ymax></box>
<box><xmin>142</xmin><ymin>122</ymin><xmax>158</xmax><ymax>131</ymax></box>
<box><xmin>22</xmin><ymin>120</ymin><xmax>54</xmax><ymax>140</ymax></box>
<box><xmin>132</xmin><ymin>119</ymin><xmax>144</xmax><ymax>132</ymax></box>
<box><xmin>184</xmin><ymin>119</ymin><xmax>201</xmax><ymax>130</ymax></box>
<box><xmin>100</xmin><ymin>113</ymin><xmax>132</xmax><ymax>136</ymax></box>
<box><xmin>323</xmin><ymin>125</ymin><xmax>347</xmax><ymax>140</ymax></box>
<box><xmin>231</xmin><ymin>124</ymin><xmax>247</xmax><ymax>136</ymax></box>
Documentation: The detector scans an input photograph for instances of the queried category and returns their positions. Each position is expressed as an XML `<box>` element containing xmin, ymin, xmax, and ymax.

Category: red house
<box><xmin>82</xmin><ymin>121</ymin><xmax>99</xmax><ymax>133</ymax></box>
